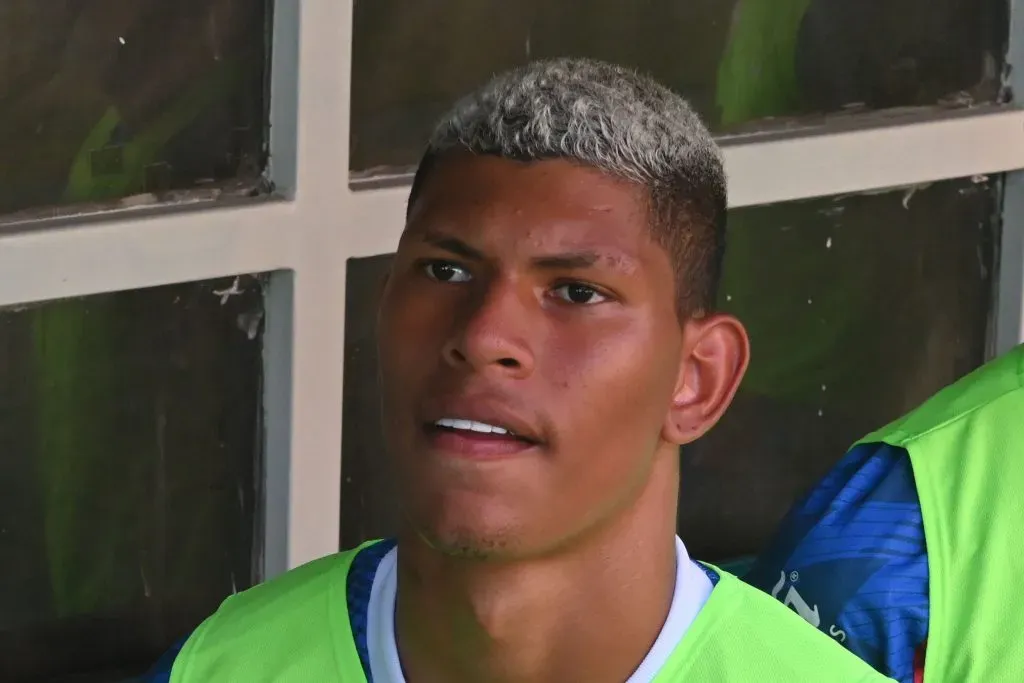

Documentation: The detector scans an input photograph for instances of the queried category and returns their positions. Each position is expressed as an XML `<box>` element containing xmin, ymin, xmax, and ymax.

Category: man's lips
<box><xmin>423</xmin><ymin>421</ymin><xmax>538</xmax><ymax>457</ymax></box>
<box><xmin>422</xmin><ymin>397</ymin><xmax>543</xmax><ymax>444</ymax></box>
<box><xmin>420</xmin><ymin>399</ymin><xmax>544</xmax><ymax>457</ymax></box>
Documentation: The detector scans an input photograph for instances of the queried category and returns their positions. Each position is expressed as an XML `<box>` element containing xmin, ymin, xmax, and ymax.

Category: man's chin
<box><xmin>414</xmin><ymin>524</ymin><xmax>519</xmax><ymax>561</ymax></box>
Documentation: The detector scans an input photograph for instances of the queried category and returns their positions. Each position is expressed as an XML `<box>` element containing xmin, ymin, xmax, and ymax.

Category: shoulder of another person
<box><xmin>861</xmin><ymin>343</ymin><xmax>1024</xmax><ymax>449</ymax></box>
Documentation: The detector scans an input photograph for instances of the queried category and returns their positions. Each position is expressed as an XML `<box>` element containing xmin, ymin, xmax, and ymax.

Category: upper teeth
<box><xmin>435</xmin><ymin>418</ymin><xmax>511</xmax><ymax>435</ymax></box>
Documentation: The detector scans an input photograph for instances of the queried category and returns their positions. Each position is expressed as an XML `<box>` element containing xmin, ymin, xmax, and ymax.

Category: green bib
<box><xmin>171</xmin><ymin>541</ymin><xmax>891</xmax><ymax>682</ymax></box>
<box><xmin>856</xmin><ymin>344</ymin><xmax>1024</xmax><ymax>682</ymax></box>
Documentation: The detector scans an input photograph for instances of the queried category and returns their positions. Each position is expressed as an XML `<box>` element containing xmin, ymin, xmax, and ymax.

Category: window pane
<box><xmin>683</xmin><ymin>176</ymin><xmax>998</xmax><ymax>559</ymax></box>
<box><xmin>0</xmin><ymin>276</ymin><xmax>265</xmax><ymax>681</ymax></box>
<box><xmin>340</xmin><ymin>177</ymin><xmax>997</xmax><ymax>560</ymax></box>
<box><xmin>351</xmin><ymin>0</ymin><xmax>1006</xmax><ymax>175</ymax></box>
<box><xmin>0</xmin><ymin>1</ymin><xmax>269</xmax><ymax>219</ymax></box>
<box><xmin>342</xmin><ymin>256</ymin><xmax>400</xmax><ymax>548</ymax></box>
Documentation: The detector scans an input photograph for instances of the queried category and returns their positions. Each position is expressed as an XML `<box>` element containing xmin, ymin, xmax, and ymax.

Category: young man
<box><xmin>150</xmin><ymin>58</ymin><xmax>892</xmax><ymax>682</ymax></box>
<box><xmin>746</xmin><ymin>342</ymin><xmax>1024</xmax><ymax>682</ymax></box>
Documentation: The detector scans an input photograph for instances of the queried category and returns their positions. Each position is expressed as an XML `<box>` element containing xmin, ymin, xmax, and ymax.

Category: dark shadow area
<box><xmin>0</xmin><ymin>275</ymin><xmax>265</xmax><ymax>682</ymax></box>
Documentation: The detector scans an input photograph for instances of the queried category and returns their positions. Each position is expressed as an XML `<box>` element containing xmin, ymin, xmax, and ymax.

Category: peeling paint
<box><xmin>835</xmin><ymin>182</ymin><xmax>932</xmax><ymax>204</ymax></box>
<box><xmin>901</xmin><ymin>187</ymin><xmax>918</xmax><ymax>209</ymax></box>
<box><xmin>937</xmin><ymin>91</ymin><xmax>975</xmax><ymax>107</ymax></box>
<box><xmin>0</xmin><ymin>177</ymin><xmax>269</xmax><ymax>228</ymax></box>
<box><xmin>237</xmin><ymin>310</ymin><xmax>264</xmax><ymax>340</ymax></box>
<box><xmin>213</xmin><ymin>276</ymin><xmax>244</xmax><ymax>305</ymax></box>
<box><xmin>0</xmin><ymin>303</ymin><xmax>36</xmax><ymax>314</ymax></box>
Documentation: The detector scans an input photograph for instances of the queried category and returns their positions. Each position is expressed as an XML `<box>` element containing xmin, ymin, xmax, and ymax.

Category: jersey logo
<box><xmin>771</xmin><ymin>570</ymin><xmax>821</xmax><ymax>627</ymax></box>
<box><xmin>771</xmin><ymin>570</ymin><xmax>848</xmax><ymax>644</ymax></box>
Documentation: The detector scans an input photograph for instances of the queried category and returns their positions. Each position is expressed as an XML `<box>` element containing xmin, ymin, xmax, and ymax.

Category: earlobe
<box><xmin>662</xmin><ymin>314</ymin><xmax>749</xmax><ymax>445</ymax></box>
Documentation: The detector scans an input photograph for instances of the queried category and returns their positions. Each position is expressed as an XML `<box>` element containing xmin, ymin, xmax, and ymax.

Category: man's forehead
<box><xmin>404</xmin><ymin>157</ymin><xmax>652</xmax><ymax>254</ymax></box>
<box><xmin>411</xmin><ymin>154</ymin><xmax>644</xmax><ymax>214</ymax></box>
<box><xmin>403</xmin><ymin>210</ymin><xmax>651</xmax><ymax>267</ymax></box>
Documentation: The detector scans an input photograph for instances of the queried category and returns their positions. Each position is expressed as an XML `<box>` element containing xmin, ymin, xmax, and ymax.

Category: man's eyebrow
<box><xmin>419</xmin><ymin>233</ymin><xmax>636</xmax><ymax>273</ymax></box>
<box><xmin>532</xmin><ymin>251</ymin><xmax>637</xmax><ymax>274</ymax></box>
<box><xmin>531</xmin><ymin>252</ymin><xmax>599</xmax><ymax>270</ymax></box>
<box><xmin>420</xmin><ymin>233</ymin><xmax>485</xmax><ymax>260</ymax></box>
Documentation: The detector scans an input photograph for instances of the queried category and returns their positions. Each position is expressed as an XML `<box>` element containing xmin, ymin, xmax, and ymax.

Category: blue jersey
<box><xmin>744</xmin><ymin>442</ymin><xmax>929</xmax><ymax>683</ymax></box>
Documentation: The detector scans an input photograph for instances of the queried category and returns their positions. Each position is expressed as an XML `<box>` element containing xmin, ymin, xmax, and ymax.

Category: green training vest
<box><xmin>856</xmin><ymin>344</ymin><xmax>1024</xmax><ymax>682</ymax></box>
<box><xmin>170</xmin><ymin>541</ymin><xmax>892</xmax><ymax>682</ymax></box>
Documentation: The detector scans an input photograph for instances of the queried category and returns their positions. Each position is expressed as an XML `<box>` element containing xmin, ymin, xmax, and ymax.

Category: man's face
<box><xmin>377</xmin><ymin>154</ymin><xmax>688</xmax><ymax>559</ymax></box>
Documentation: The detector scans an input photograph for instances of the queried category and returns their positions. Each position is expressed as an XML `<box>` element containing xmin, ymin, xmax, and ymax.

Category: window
<box><xmin>351</xmin><ymin>0</ymin><xmax>1006</xmax><ymax>176</ymax></box>
<box><xmin>340</xmin><ymin>177</ymin><xmax>999</xmax><ymax>558</ymax></box>
<box><xmin>0</xmin><ymin>2</ymin><xmax>1021</xmax><ymax>679</ymax></box>
<box><xmin>682</xmin><ymin>176</ymin><xmax>997</xmax><ymax>559</ymax></box>
<box><xmin>0</xmin><ymin>0</ymin><xmax>269</xmax><ymax>221</ymax></box>
<box><xmin>0</xmin><ymin>276</ymin><xmax>264</xmax><ymax>681</ymax></box>
<box><xmin>341</xmin><ymin>1</ymin><xmax>1022</xmax><ymax>563</ymax></box>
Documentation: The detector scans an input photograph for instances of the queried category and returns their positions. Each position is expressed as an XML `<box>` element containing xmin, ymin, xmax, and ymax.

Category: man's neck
<box><xmin>395</xmin><ymin>458</ymin><xmax>681</xmax><ymax>683</ymax></box>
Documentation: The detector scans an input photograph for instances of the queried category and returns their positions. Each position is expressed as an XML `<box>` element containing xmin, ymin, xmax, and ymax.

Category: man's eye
<box><xmin>552</xmin><ymin>283</ymin><xmax>608</xmax><ymax>305</ymax></box>
<box><xmin>423</xmin><ymin>261</ymin><xmax>472</xmax><ymax>283</ymax></box>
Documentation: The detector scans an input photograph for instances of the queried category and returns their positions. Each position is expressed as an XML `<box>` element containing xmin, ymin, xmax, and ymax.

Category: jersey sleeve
<box><xmin>743</xmin><ymin>442</ymin><xmax>928</xmax><ymax>683</ymax></box>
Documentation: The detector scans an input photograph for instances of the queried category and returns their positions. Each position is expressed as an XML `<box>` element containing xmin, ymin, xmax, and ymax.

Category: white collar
<box><xmin>366</xmin><ymin>536</ymin><xmax>712</xmax><ymax>683</ymax></box>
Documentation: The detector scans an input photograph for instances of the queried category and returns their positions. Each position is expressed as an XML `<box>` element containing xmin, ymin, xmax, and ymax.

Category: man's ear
<box><xmin>662</xmin><ymin>314</ymin><xmax>749</xmax><ymax>445</ymax></box>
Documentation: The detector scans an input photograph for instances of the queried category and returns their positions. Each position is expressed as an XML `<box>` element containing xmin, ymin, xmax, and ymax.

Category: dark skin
<box><xmin>377</xmin><ymin>152</ymin><xmax>749</xmax><ymax>683</ymax></box>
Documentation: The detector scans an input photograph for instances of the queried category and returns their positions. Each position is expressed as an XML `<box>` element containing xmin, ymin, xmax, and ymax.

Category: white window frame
<box><xmin>0</xmin><ymin>0</ymin><xmax>1020</xmax><ymax>578</ymax></box>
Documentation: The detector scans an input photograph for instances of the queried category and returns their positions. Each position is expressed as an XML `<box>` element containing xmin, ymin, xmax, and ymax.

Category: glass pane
<box><xmin>682</xmin><ymin>176</ymin><xmax>998</xmax><ymax>560</ymax></box>
<box><xmin>0</xmin><ymin>276</ymin><xmax>265</xmax><ymax>682</ymax></box>
<box><xmin>351</xmin><ymin>0</ymin><xmax>1006</xmax><ymax>175</ymax></box>
<box><xmin>340</xmin><ymin>177</ymin><xmax>998</xmax><ymax>561</ymax></box>
<box><xmin>0</xmin><ymin>1</ymin><xmax>269</xmax><ymax>219</ymax></box>
<box><xmin>342</xmin><ymin>257</ymin><xmax>400</xmax><ymax>548</ymax></box>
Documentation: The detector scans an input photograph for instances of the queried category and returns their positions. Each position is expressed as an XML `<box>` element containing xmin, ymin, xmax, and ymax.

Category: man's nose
<box><xmin>442</xmin><ymin>279</ymin><xmax>536</xmax><ymax>378</ymax></box>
